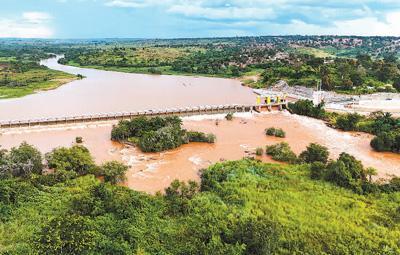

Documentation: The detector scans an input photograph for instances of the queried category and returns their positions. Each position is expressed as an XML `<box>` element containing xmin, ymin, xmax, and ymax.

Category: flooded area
<box><xmin>0</xmin><ymin>56</ymin><xmax>255</xmax><ymax>121</ymax></box>
<box><xmin>1</xmin><ymin>112</ymin><xmax>399</xmax><ymax>193</ymax></box>
<box><xmin>0</xmin><ymin>58</ymin><xmax>398</xmax><ymax>193</ymax></box>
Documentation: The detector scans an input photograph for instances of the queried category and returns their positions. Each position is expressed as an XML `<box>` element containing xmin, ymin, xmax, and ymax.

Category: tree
<box><xmin>46</xmin><ymin>145</ymin><xmax>96</xmax><ymax>175</ymax></box>
<box><xmin>9</xmin><ymin>142</ymin><xmax>43</xmax><ymax>177</ymax></box>
<box><xmin>335</xmin><ymin>113</ymin><xmax>362</xmax><ymax>131</ymax></box>
<box><xmin>365</xmin><ymin>167</ymin><xmax>377</xmax><ymax>182</ymax></box>
<box><xmin>266</xmin><ymin>142</ymin><xmax>298</xmax><ymax>164</ymax></box>
<box><xmin>233</xmin><ymin>216</ymin><xmax>280</xmax><ymax>255</ymax></box>
<box><xmin>100</xmin><ymin>161</ymin><xmax>128</xmax><ymax>184</ymax></box>
<box><xmin>310</xmin><ymin>162</ymin><xmax>327</xmax><ymax>180</ymax></box>
<box><xmin>165</xmin><ymin>180</ymin><xmax>199</xmax><ymax>215</ymax></box>
<box><xmin>299</xmin><ymin>143</ymin><xmax>329</xmax><ymax>164</ymax></box>
<box><xmin>325</xmin><ymin>160</ymin><xmax>353</xmax><ymax>189</ymax></box>
<box><xmin>393</xmin><ymin>76</ymin><xmax>400</xmax><ymax>92</ymax></box>
<box><xmin>35</xmin><ymin>214</ymin><xmax>97</xmax><ymax>254</ymax></box>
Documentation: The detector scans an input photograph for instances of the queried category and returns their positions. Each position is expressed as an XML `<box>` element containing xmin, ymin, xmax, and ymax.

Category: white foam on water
<box><xmin>182</xmin><ymin>112</ymin><xmax>256</xmax><ymax>121</ymax></box>
<box><xmin>287</xmin><ymin>113</ymin><xmax>385</xmax><ymax>167</ymax></box>
<box><xmin>1</xmin><ymin>121</ymin><xmax>116</xmax><ymax>135</ymax></box>
<box><xmin>188</xmin><ymin>155</ymin><xmax>203</xmax><ymax>166</ymax></box>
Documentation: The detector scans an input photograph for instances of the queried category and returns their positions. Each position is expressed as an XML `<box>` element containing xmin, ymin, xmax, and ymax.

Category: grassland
<box><xmin>292</xmin><ymin>46</ymin><xmax>335</xmax><ymax>58</ymax></box>
<box><xmin>0</xmin><ymin>62</ymin><xmax>77</xmax><ymax>99</ymax></box>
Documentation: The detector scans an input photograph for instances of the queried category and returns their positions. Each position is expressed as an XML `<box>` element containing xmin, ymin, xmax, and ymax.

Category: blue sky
<box><xmin>1</xmin><ymin>0</ymin><xmax>400</xmax><ymax>38</ymax></box>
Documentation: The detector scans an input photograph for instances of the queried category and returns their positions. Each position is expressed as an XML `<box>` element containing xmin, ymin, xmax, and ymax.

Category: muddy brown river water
<box><xmin>0</xmin><ymin>57</ymin><xmax>399</xmax><ymax>193</ymax></box>
<box><xmin>0</xmin><ymin>56</ymin><xmax>255</xmax><ymax>121</ymax></box>
<box><xmin>1</xmin><ymin>112</ymin><xmax>399</xmax><ymax>193</ymax></box>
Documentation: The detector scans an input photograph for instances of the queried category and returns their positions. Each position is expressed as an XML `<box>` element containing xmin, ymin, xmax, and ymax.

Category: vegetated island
<box><xmin>111</xmin><ymin>116</ymin><xmax>216</xmax><ymax>152</ymax></box>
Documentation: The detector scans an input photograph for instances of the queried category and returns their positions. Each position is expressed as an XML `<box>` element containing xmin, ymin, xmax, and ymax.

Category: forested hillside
<box><xmin>1</xmin><ymin>142</ymin><xmax>400</xmax><ymax>254</ymax></box>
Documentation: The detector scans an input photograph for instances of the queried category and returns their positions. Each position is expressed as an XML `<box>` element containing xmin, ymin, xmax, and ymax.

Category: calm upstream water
<box><xmin>0</xmin><ymin>56</ymin><xmax>255</xmax><ymax>121</ymax></box>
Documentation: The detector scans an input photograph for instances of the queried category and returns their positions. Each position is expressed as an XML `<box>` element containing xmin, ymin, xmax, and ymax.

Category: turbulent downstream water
<box><xmin>0</xmin><ymin>57</ymin><xmax>399</xmax><ymax>193</ymax></box>
<box><xmin>1</xmin><ymin>112</ymin><xmax>399</xmax><ymax>193</ymax></box>
<box><xmin>0</xmin><ymin>56</ymin><xmax>255</xmax><ymax>121</ymax></box>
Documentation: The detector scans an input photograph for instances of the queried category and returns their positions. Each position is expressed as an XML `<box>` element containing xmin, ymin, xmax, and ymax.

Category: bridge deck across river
<box><xmin>0</xmin><ymin>102</ymin><xmax>287</xmax><ymax>128</ymax></box>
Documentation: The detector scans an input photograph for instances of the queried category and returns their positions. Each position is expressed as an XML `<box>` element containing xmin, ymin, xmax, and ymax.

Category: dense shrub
<box><xmin>138</xmin><ymin>126</ymin><xmax>185</xmax><ymax>152</ymax></box>
<box><xmin>186</xmin><ymin>131</ymin><xmax>216</xmax><ymax>143</ymax></box>
<box><xmin>288</xmin><ymin>100</ymin><xmax>326</xmax><ymax>119</ymax></box>
<box><xmin>255</xmin><ymin>147</ymin><xmax>264</xmax><ymax>156</ymax></box>
<box><xmin>310</xmin><ymin>161</ymin><xmax>327</xmax><ymax>180</ymax></box>
<box><xmin>46</xmin><ymin>145</ymin><xmax>96</xmax><ymax>175</ymax></box>
<box><xmin>0</xmin><ymin>142</ymin><xmax>43</xmax><ymax>178</ymax></box>
<box><xmin>225</xmin><ymin>112</ymin><xmax>234</xmax><ymax>121</ymax></box>
<box><xmin>314</xmin><ymin>152</ymin><xmax>369</xmax><ymax>193</ymax></box>
<box><xmin>265</xmin><ymin>127</ymin><xmax>286</xmax><ymax>138</ymax></box>
<box><xmin>75</xmin><ymin>136</ymin><xmax>83</xmax><ymax>144</ymax></box>
<box><xmin>266</xmin><ymin>142</ymin><xmax>298</xmax><ymax>163</ymax></box>
<box><xmin>299</xmin><ymin>143</ymin><xmax>329</xmax><ymax>164</ymax></box>
<box><xmin>100</xmin><ymin>161</ymin><xmax>129</xmax><ymax>184</ymax></box>
<box><xmin>335</xmin><ymin>113</ymin><xmax>363</xmax><ymax>131</ymax></box>
<box><xmin>370</xmin><ymin>131</ymin><xmax>400</xmax><ymax>152</ymax></box>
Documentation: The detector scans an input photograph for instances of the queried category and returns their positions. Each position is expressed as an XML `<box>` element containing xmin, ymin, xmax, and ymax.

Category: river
<box><xmin>1</xmin><ymin>112</ymin><xmax>399</xmax><ymax>193</ymax></box>
<box><xmin>0</xmin><ymin>56</ymin><xmax>255</xmax><ymax>121</ymax></box>
<box><xmin>0</xmin><ymin>57</ymin><xmax>399</xmax><ymax>193</ymax></box>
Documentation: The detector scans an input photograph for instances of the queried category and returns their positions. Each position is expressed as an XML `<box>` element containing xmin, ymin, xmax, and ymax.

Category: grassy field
<box><xmin>0</xmin><ymin>67</ymin><xmax>77</xmax><ymax>99</ymax></box>
<box><xmin>294</xmin><ymin>46</ymin><xmax>335</xmax><ymax>58</ymax></box>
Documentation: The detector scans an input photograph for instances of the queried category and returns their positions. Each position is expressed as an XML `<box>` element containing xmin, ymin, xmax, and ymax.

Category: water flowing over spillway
<box><xmin>0</xmin><ymin>56</ymin><xmax>255</xmax><ymax>121</ymax></box>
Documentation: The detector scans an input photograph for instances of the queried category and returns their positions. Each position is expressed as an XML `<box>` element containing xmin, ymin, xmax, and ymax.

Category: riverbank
<box><xmin>1</xmin><ymin>111</ymin><xmax>399</xmax><ymax>193</ymax></box>
<box><xmin>0</xmin><ymin>62</ymin><xmax>77</xmax><ymax>99</ymax></box>
<box><xmin>0</xmin><ymin>56</ymin><xmax>255</xmax><ymax>121</ymax></box>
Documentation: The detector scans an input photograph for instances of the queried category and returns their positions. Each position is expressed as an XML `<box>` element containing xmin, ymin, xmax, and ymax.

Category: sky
<box><xmin>1</xmin><ymin>0</ymin><xmax>400</xmax><ymax>38</ymax></box>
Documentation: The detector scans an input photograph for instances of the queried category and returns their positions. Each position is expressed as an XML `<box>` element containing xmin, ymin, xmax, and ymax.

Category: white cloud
<box><xmin>0</xmin><ymin>12</ymin><xmax>53</xmax><ymax>38</ymax></box>
<box><xmin>103</xmin><ymin>0</ymin><xmax>400</xmax><ymax>36</ymax></box>
<box><xmin>105</xmin><ymin>0</ymin><xmax>163</xmax><ymax>8</ymax></box>
<box><xmin>168</xmin><ymin>5</ymin><xmax>275</xmax><ymax>20</ymax></box>
<box><xmin>22</xmin><ymin>12</ymin><xmax>52</xmax><ymax>24</ymax></box>
<box><xmin>226</xmin><ymin>11</ymin><xmax>400</xmax><ymax>36</ymax></box>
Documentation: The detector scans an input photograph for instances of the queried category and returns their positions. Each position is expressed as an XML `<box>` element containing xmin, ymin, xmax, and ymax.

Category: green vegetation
<box><xmin>264</xmin><ymin>141</ymin><xmax>400</xmax><ymax>195</ymax></box>
<box><xmin>262</xmin><ymin>53</ymin><xmax>400</xmax><ymax>93</ymax></box>
<box><xmin>1</xmin><ymin>141</ymin><xmax>400</xmax><ymax>254</ymax></box>
<box><xmin>266</xmin><ymin>142</ymin><xmax>298</xmax><ymax>163</ymax></box>
<box><xmin>299</xmin><ymin>143</ymin><xmax>329</xmax><ymax>164</ymax></box>
<box><xmin>288</xmin><ymin>99</ymin><xmax>327</xmax><ymax>119</ymax></box>
<box><xmin>289</xmin><ymin>100</ymin><xmax>400</xmax><ymax>153</ymax></box>
<box><xmin>111</xmin><ymin>116</ymin><xmax>215</xmax><ymax>152</ymax></box>
<box><xmin>75</xmin><ymin>136</ymin><xmax>83</xmax><ymax>144</ymax></box>
<box><xmin>265</xmin><ymin>127</ymin><xmax>286</xmax><ymax>138</ymax></box>
<box><xmin>2</xmin><ymin>36</ymin><xmax>400</xmax><ymax>95</ymax></box>
<box><xmin>100</xmin><ymin>161</ymin><xmax>128</xmax><ymax>184</ymax></box>
<box><xmin>0</xmin><ymin>44</ymin><xmax>77</xmax><ymax>98</ymax></box>
<box><xmin>50</xmin><ymin>35</ymin><xmax>400</xmax><ymax>94</ymax></box>
<box><xmin>0</xmin><ymin>59</ymin><xmax>77</xmax><ymax>98</ymax></box>
<box><xmin>225</xmin><ymin>112</ymin><xmax>234</xmax><ymax>121</ymax></box>
<box><xmin>255</xmin><ymin>147</ymin><xmax>264</xmax><ymax>156</ymax></box>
